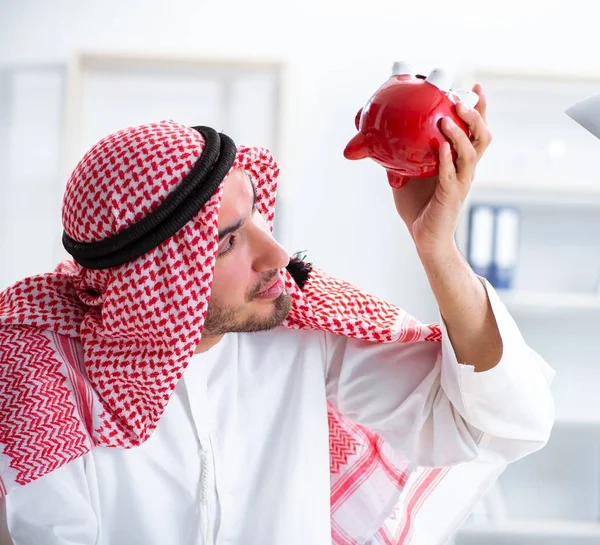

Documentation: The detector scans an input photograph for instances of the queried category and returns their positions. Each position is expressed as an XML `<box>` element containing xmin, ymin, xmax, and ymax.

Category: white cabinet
<box><xmin>453</xmin><ymin>69</ymin><xmax>600</xmax><ymax>545</ymax></box>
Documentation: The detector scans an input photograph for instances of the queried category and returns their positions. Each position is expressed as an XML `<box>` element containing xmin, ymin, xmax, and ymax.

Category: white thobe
<box><xmin>5</xmin><ymin>280</ymin><xmax>555</xmax><ymax>545</ymax></box>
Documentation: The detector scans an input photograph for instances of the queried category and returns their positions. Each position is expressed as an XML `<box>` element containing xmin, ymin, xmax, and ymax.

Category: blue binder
<box><xmin>467</xmin><ymin>204</ymin><xmax>520</xmax><ymax>289</ymax></box>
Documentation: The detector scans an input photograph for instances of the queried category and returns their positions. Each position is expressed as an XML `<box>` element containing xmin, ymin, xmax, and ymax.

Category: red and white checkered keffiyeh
<box><xmin>0</xmin><ymin>120</ymin><xmax>447</xmax><ymax>544</ymax></box>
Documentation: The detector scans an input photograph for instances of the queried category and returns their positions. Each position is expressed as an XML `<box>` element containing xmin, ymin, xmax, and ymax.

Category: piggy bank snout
<box><xmin>343</xmin><ymin>132</ymin><xmax>369</xmax><ymax>160</ymax></box>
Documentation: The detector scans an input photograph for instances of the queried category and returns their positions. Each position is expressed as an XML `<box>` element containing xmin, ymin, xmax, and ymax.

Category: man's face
<box><xmin>202</xmin><ymin>168</ymin><xmax>292</xmax><ymax>337</ymax></box>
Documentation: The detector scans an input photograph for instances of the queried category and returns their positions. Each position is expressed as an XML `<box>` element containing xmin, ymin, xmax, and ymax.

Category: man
<box><xmin>0</xmin><ymin>86</ymin><xmax>554</xmax><ymax>545</ymax></box>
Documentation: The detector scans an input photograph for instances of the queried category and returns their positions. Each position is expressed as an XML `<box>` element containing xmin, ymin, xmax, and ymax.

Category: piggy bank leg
<box><xmin>386</xmin><ymin>170</ymin><xmax>409</xmax><ymax>190</ymax></box>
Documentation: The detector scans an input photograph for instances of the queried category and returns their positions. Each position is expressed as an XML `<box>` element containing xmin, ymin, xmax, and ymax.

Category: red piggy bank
<box><xmin>343</xmin><ymin>62</ymin><xmax>478</xmax><ymax>189</ymax></box>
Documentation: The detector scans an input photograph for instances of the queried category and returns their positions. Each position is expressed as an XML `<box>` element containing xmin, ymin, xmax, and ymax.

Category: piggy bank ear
<box><xmin>452</xmin><ymin>88</ymin><xmax>480</xmax><ymax>109</ymax></box>
<box><xmin>354</xmin><ymin>108</ymin><xmax>363</xmax><ymax>130</ymax></box>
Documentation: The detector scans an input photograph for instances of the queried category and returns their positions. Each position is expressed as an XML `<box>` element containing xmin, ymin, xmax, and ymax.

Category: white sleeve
<box><xmin>371</xmin><ymin>449</ymin><xmax>509</xmax><ymax>545</ymax></box>
<box><xmin>6</xmin><ymin>456</ymin><xmax>98</xmax><ymax>545</ymax></box>
<box><xmin>325</xmin><ymin>277</ymin><xmax>555</xmax><ymax>467</ymax></box>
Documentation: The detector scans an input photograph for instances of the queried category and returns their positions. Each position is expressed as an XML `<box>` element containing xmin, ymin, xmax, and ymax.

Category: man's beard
<box><xmin>202</xmin><ymin>271</ymin><xmax>292</xmax><ymax>336</ymax></box>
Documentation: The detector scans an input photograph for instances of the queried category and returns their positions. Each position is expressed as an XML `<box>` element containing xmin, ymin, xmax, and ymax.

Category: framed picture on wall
<box><xmin>64</xmin><ymin>52</ymin><xmax>284</xmax><ymax>171</ymax></box>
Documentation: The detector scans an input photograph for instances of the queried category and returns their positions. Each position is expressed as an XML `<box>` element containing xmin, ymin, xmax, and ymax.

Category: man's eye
<box><xmin>219</xmin><ymin>235</ymin><xmax>236</xmax><ymax>256</ymax></box>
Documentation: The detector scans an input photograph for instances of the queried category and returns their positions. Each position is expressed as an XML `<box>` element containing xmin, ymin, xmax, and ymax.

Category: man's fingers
<box><xmin>440</xmin><ymin>117</ymin><xmax>477</xmax><ymax>175</ymax></box>
<box><xmin>438</xmin><ymin>141</ymin><xmax>456</xmax><ymax>186</ymax></box>
<box><xmin>455</xmin><ymin>101</ymin><xmax>492</xmax><ymax>158</ymax></box>
<box><xmin>472</xmin><ymin>83</ymin><xmax>487</xmax><ymax>123</ymax></box>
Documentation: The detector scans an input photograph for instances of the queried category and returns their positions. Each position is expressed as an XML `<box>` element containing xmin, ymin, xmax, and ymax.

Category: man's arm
<box><xmin>325</xmin><ymin>279</ymin><xmax>555</xmax><ymax>468</ymax></box>
<box><xmin>419</xmin><ymin>245</ymin><xmax>502</xmax><ymax>372</ymax></box>
<box><xmin>390</xmin><ymin>85</ymin><xmax>508</xmax><ymax>374</ymax></box>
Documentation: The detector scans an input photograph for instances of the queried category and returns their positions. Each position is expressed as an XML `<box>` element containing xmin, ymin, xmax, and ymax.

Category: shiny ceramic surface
<box><xmin>344</xmin><ymin>64</ymin><xmax>470</xmax><ymax>188</ymax></box>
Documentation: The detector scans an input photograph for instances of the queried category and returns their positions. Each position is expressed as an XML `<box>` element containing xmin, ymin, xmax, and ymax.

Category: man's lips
<box><xmin>258</xmin><ymin>275</ymin><xmax>280</xmax><ymax>295</ymax></box>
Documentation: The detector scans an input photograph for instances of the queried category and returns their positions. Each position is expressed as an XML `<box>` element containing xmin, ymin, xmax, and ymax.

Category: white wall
<box><xmin>0</xmin><ymin>0</ymin><xmax>597</xmax><ymax>322</ymax></box>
